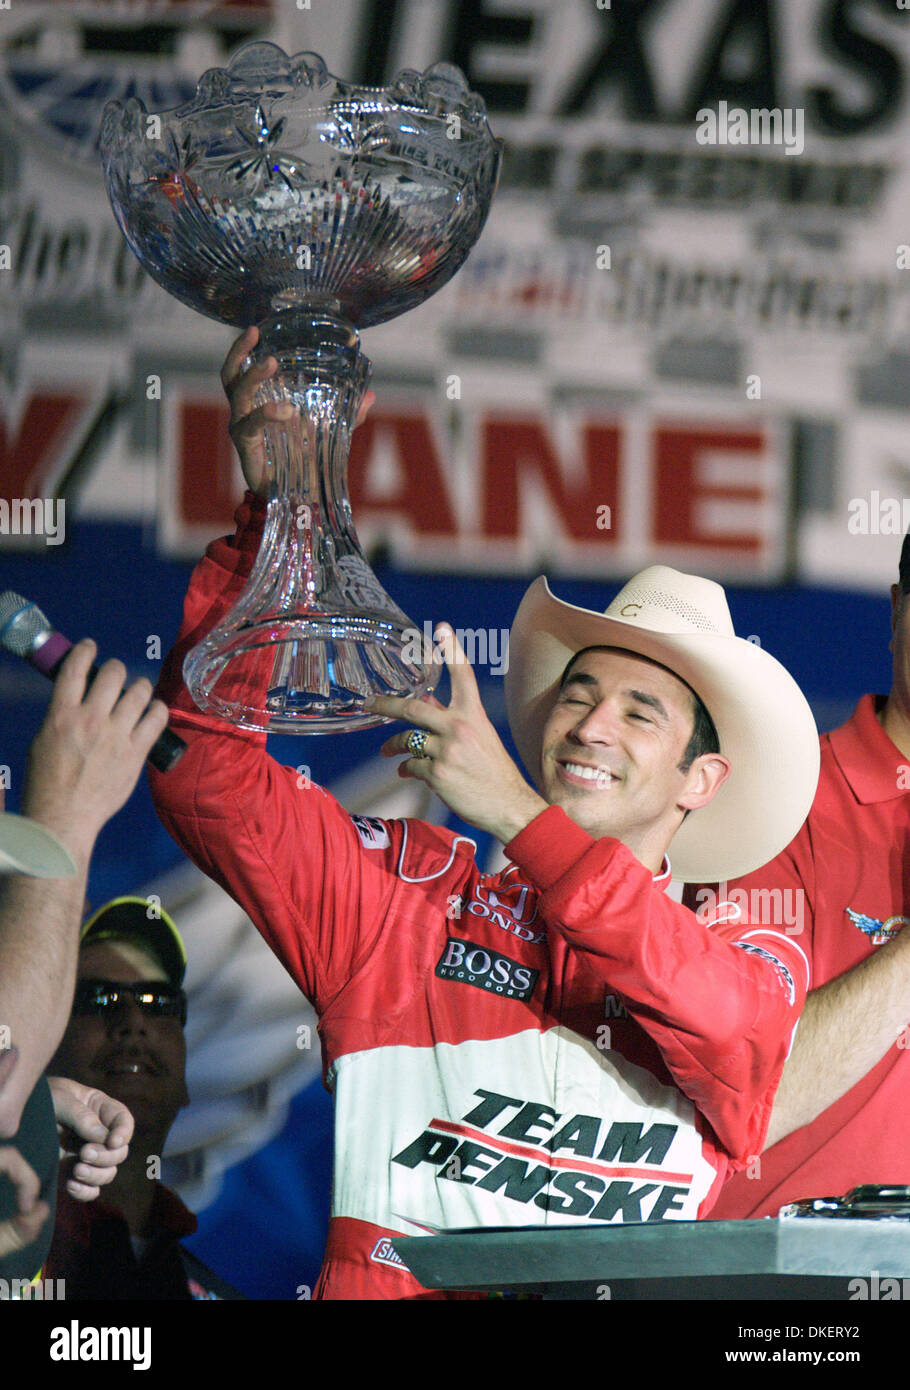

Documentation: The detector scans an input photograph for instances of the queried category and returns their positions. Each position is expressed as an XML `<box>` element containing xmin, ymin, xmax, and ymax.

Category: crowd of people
<box><xmin>1</xmin><ymin>327</ymin><xmax>907</xmax><ymax>1300</ymax></box>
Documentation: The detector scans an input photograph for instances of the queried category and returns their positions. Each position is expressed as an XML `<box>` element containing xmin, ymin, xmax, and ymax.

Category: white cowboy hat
<box><xmin>0</xmin><ymin>812</ymin><xmax>76</xmax><ymax>878</ymax></box>
<box><xmin>504</xmin><ymin>567</ymin><xmax>820</xmax><ymax>883</ymax></box>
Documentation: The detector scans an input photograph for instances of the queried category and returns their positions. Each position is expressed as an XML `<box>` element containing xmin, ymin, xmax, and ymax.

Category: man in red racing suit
<box><xmin>148</xmin><ymin>331</ymin><xmax>819</xmax><ymax>1299</ymax></box>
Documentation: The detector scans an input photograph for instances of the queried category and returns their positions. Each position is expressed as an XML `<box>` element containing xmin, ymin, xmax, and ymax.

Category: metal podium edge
<box><xmin>390</xmin><ymin>1219</ymin><xmax>910</xmax><ymax>1291</ymax></box>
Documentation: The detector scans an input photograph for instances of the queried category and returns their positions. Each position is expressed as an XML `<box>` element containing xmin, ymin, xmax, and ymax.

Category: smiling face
<box><xmin>51</xmin><ymin>940</ymin><xmax>189</xmax><ymax>1146</ymax></box>
<box><xmin>538</xmin><ymin>646</ymin><xmax>730</xmax><ymax>872</ymax></box>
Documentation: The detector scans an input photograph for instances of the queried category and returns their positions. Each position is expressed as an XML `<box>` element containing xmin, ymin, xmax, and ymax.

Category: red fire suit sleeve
<box><xmin>505</xmin><ymin>807</ymin><xmax>810</xmax><ymax>1165</ymax></box>
<box><xmin>146</xmin><ymin>493</ymin><xmax>396</xmax><ymax>1016</ymax></box>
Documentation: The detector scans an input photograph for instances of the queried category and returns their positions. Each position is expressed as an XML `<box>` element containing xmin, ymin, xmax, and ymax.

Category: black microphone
<box><xmin>0</xmin><ymin>591</ymin><xmax>186</xmax><ymax>773</ymax></box>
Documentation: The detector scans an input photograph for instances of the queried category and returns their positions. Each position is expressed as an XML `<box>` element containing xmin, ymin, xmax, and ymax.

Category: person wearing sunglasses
<box><xmin>43</xmin><ymin>897</ymin><xmax>240</xmax><ymax>1300</ymax></box>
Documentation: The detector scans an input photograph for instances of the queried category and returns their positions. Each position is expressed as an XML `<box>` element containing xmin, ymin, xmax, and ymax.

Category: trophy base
<box><xmin>183</xmin><ymin>612</ymin><xmax>438</xmax><ymax>735</ymax></box>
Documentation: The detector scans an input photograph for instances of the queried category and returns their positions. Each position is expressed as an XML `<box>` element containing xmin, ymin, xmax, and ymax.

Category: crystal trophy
<box><xmin>100</xmin><ymin>42</ymin><xmax>501</xmax><ymax>732</ymax></box>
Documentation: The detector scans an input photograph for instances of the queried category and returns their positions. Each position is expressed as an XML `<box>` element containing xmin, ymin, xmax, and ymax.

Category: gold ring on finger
<box><xmin>405</xmin><ymin>728</ymin><xmax>431</xmax><ymax>760</ymax></box>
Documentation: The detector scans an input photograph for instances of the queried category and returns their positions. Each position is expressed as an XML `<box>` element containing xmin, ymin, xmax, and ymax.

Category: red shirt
<box><xmin>701</xmin><ymin>695</ymin><xmax>910</xmax><ymax>1218</ymax></box>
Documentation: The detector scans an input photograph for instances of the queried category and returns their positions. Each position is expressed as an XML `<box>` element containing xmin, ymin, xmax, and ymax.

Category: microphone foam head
<box><xmin>0</xmin><ymin>592</ymin><xmax>50</xmax><ymax>657</ymax></box>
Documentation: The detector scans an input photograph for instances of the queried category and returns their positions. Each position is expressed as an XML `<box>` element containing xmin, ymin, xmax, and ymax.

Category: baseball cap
<box><xmin>80</xmin><ymin>896</ymin><xmax>187</xmax><ymax>988</ymax></box>
<box><xmin>0</xmin><ymin>811</ymin><xmax>76</xmax><ymax>878</ymax></box>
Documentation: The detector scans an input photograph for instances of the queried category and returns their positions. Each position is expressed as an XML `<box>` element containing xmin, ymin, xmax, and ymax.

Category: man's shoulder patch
<box><xmin>731</xmin><ymin>939</ymin><xmax>797</xmax><ymax>1005</ymax></box>
<box><xmin>350</xmin><ymin>814</ymin><xmax>391</xmax><ymax>850</ymax></box>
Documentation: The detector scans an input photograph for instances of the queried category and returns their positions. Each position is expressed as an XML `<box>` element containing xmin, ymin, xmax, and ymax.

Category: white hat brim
<box><xmin>504</xmin><ymin>577</ymin><xmax>820</xmax><ymax>883</ymax></box>
<box><xmin>0</xmin><ymin>813</ymin><xmax>77</xmax><ymax>878</ymax></box>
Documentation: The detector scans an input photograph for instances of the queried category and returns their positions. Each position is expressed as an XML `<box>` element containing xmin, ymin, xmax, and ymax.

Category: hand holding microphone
<box><xmin>0</xmin><ymin>592</ymin><xmax>185</xmax><ymax>774</ymax></box>
<box><xmin>0</xmin><ymin>592</ymin><xmax>186</xmax><ymax>862</ymax></box>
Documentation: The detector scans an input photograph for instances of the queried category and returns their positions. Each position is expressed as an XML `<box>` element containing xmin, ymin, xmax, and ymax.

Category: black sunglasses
<box><xmin>73</xmin><ymin>979</ymin><xmax>187</xmax><ymax>1026</ymax></box>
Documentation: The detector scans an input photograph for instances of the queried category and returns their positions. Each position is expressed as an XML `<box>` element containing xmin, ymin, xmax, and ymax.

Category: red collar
<box><xmin>828</xmin><ymin>694</ymin><xmax>908</xmax><ymax>805</ymax></box>
<box><xmin>653</xmin><ymin>855</ymin><xmax>672</xmax><ymax>890</ymax></box>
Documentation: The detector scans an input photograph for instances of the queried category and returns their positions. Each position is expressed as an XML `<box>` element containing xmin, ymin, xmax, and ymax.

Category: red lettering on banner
<box><xmin>653</xmin><ymin>427</ymin><xmax>765</xmax><ymax>551</ymax></box>
<box><xmin>0</xmin><ymin>393</ymin><xmax>87</xmax><ymax>499</ymax></box>
<box><xmin>164</xmin><ymin>401</ymin><xmax>780</xmax><ymax>572</ymax></box>
<box><xmin>349</xmin><ymin>413</ymin><xmax>456</xmax><ymax>534</ymax></box>
<box><xmin>178</xmin><ymin>399</ymin><xmax>237</xmax><ymax>529</ymax></box>
<box><xmin>481</xmin><ymin>418</ymin><xmax>620</xmax><ymax>542</ymax></box>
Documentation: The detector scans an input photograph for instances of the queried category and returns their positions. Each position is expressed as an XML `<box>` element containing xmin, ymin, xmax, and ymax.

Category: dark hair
<box><xmin>559</xmin><ymin>646</ymin><xmax>720</xmax><ymax>772</ymax></box>
<box><xmin>678</xmin><ymin>691</ymin><xmax>720</xmax><ymax>772</ymax></box>
<box><xmin>900</xmin><ymin>530</ymin><xmax>910</xmax><ymax>595</ymax></box>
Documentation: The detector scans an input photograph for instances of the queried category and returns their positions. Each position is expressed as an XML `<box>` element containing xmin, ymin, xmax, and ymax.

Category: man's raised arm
<box><xmin>0</xmin><ymin>644</ymin><xmax>168</xmax><ymax>1136</ymax></box>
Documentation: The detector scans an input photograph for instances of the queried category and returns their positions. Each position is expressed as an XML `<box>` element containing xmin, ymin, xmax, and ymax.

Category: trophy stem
<box><xmin>258</xmin><ymin>309</ymin><xmax>368</xmax><ymax>614</ymax></box>
<box><xmin>181</xmin><ymin>308</ymin><xmax>438</xmax><ymax>733</ymax></box>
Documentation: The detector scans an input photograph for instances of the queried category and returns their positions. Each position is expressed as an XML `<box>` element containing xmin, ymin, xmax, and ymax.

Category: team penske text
<box><xmin>391</xmin><ymin>1088</ymin><xmax>692</xmax><ymax>1222</ymax></box>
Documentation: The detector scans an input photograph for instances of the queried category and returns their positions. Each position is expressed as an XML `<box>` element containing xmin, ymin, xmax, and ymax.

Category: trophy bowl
<box><xmin>100</xmin><ymin>42</ymin><xmax>501</xmax><ymax>733</ymax></box>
